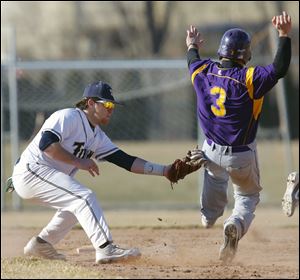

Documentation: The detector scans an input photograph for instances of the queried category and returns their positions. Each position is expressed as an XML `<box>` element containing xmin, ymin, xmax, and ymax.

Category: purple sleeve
<box><xmin>252</xmin><ymin>64</ymin><xmax>278</xmax><ymax>99</ymax></box>
<box><xmin>189</xmin><ymin>59</ymin><xmax>211</xmax><ymax>75</ymax></box>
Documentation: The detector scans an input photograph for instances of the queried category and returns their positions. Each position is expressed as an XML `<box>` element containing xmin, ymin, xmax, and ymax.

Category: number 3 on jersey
<box><xmin>210</xmin><ymin>86</ymin><xmax>226</xmax><ymax>117</ymax></box>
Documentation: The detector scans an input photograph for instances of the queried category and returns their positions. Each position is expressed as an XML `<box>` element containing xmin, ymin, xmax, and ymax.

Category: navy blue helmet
<box><xmin>217</xmin><ymin>28</ymin><xmax>251</xmax><ymax>63</ymax></box>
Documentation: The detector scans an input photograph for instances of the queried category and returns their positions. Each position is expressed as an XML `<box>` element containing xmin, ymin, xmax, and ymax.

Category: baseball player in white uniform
<box><xmin>11</xmin><ymin>81</ymin><xmax>175</xmax><ymax>263</ymax></box>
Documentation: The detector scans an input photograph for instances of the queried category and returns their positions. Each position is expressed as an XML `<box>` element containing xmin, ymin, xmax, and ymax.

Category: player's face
<box><xmin>93</xmin><ymin>100</ymin><xmax>114</xmax><ymax>125</ymax></box>
<box><xmin>86</xmin><ymin>99</ymin><xmax>114</xmax><ymax>126</ymax></box>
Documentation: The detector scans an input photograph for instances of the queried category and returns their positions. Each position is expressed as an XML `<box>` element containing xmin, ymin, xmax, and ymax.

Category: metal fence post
<box><xmin>8</xmin><ymin>26</ymin><xmax>22</xmax><ymax>210</ymax></box>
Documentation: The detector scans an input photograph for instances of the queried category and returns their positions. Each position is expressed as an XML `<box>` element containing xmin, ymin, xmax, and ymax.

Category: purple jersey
<box><xmin>189</xmin><ymin>59</ymin><xmax>278</xmax><ymax>145</ymax></box>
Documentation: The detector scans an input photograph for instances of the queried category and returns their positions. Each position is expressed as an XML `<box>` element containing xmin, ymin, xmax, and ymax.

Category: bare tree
<box><xmin>113</xmin><ymin>1</ymin><xmax>175</xmax><ymax>56</ymax></box>
<box><xmin>145</xmin><ymin>1</ymin><xmax>174</xmax><ymax>54</ymax></box>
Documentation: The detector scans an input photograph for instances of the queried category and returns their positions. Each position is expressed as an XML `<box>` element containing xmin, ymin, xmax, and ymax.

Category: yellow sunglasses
<box><xmin>96</xmin><ymin>100</ymin><xmax>115</xmax><ymax>109</ymax></box>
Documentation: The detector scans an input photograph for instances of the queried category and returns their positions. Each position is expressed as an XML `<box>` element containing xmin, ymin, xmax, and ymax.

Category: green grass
<box><xmin>1</xmin><ymin>257</ymin><xmax>113</xmax><ymax>279</ymax></box>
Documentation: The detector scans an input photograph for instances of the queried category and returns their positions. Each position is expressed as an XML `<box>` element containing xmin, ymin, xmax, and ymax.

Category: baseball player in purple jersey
<box><xmin>185</xmin><ymin>11</ymin><xmax>292</xmax><ymax>262</ymax></box>
<box><xmin>11</xmin><ymin>81</ymin><xmax>179</xmax><ymax>264</ymax></box>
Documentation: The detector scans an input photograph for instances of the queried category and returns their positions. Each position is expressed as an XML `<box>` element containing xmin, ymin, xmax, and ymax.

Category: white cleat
<box><xmin>201</xmin><ymin>215</ymin><xmax>215</xmax><ymax>229</ymax></box>
<box><xmin>24</xmin><ymin>237</ymin><xmax>66</xmax><ymax>260</ymax></box>
<box><xmin>96</xmin><ymin>243</ymin><xmax>141</xmax><ymax>264</ymax></box>
<box><xmin>282</xmin><ymin>171</ymin><xmax>299</xmax><ymax>217</ymax></box>
<box><xmin>219</xmin><ymin>224</ymin><xmax>239</xmax><ymax>263</ymax></box>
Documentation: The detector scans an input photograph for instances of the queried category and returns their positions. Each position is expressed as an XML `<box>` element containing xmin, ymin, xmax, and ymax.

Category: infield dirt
<box><xmin>1</xmin><ymin>208</ymin><xmax>299</xmax><ymax>278</ymax></box>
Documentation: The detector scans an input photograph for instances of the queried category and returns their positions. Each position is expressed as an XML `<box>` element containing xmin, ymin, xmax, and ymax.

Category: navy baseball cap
<box><xmin>83</xmin><ymin>81</ymin><xmax>121</xmax><ymax>104</ymax></box>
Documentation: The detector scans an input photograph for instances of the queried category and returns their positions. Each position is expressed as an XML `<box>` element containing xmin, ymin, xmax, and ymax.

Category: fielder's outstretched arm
<box><xmin>104</xmin><ymin>149</ymin><xmax>202</xmax><ymax>186</ymax></box>
<box><xmin>104</xmin><ymin>150</ymin><xmax>171</xmax><ymax>178</ymax></box>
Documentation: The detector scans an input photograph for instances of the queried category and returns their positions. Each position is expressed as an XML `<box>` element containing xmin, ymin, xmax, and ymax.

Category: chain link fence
<box><xmin>1</xmin><ymin>61</ymin><xmax>197</xmax><ymax>142</ymax></box>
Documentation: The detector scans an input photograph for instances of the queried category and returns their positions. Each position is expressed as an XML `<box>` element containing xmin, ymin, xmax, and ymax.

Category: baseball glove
<box><xmin>166</xmin><ymin>149</ymin><xmax>207</xmax><ymax>188</ymax></box>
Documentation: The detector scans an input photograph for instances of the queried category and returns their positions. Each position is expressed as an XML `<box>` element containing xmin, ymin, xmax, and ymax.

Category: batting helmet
<box><xmin>217</xmin><ymin>28</ymin><xmax>251</xmax><ymax>63</ymax></box>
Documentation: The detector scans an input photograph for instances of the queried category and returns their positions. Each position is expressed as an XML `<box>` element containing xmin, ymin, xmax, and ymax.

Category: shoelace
<box><xmin>38</xmin><ymin>243</ymin><xmax>63</xmax><ymax>258</ymax></box>
<box><xmin>109</xmin><ymin>244</ymin><xmax>128</xmax><ymax>254</ymax></box>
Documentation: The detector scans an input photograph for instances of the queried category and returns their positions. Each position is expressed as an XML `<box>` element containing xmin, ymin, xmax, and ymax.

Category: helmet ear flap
<box><xmin>217</xmin><ymin>28</ymin><xmax>251</xmax><ymax>64</ymax></box>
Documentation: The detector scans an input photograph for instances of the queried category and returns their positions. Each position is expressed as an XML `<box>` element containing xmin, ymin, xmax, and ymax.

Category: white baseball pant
<box><xmin>12</xmin><ymin>160</ymin><xmax>112</xmax><ymax>248</ymax></box>
<box><xmin>201</xmin><ymin>139</ymin><xmax>262</xmax><ymax>238</ymax></box>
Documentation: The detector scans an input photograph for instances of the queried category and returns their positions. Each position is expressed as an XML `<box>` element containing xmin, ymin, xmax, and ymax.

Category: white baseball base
<box><xmin>76</xmin><ymin>245</ymin><xmax>95</xmax><ymax>254</ymax></box>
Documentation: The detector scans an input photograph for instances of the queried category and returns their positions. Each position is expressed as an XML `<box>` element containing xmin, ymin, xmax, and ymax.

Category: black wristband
<box><xmin>187</xmin><ymin>48</ymin><xmax>201</xmax><ymax>67</ymax></box>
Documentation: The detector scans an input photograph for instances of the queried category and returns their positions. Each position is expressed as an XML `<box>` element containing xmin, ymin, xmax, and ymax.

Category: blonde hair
<box><xmin>75</xmin><ymin>97</ymin><xmax>99</xmax><ymax>110</ymax></box>
<box><xmin>75</xmin><ymin>98</ymin><xmax>88</xmax><ymax>110</ymax></box>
